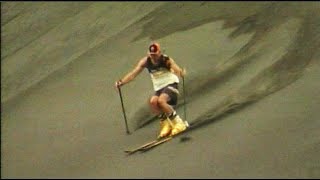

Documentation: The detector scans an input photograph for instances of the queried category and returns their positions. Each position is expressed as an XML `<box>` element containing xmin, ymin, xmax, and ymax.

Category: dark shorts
<box><xmin>155</xmin><ymin>83</ymin><xmax>179</xmax><ymax>106</ymax></box>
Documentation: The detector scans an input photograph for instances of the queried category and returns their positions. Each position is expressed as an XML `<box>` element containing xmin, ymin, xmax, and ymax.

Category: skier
<box><xmin>115</xmin><ymin>42</ymin><xmax>188</xmax><ymax>138</ymax></box>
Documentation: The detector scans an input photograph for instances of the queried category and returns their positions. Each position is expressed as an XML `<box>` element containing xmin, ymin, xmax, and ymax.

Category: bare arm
<box><xmin>115</xmin><ymin>57</ymin><xmax>147</xmax><ymax>87</ymax></box>
<box><xmin>167</xmin><ymin>58</ymin><xmax>186</xmax><ymax>78</ymax></box>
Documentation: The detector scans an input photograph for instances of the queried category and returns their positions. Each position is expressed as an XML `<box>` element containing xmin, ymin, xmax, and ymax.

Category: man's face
<box><xmin>149</xmin><ymin>53</ymin><xmax>161</xmax><ymax>61</ymax></box>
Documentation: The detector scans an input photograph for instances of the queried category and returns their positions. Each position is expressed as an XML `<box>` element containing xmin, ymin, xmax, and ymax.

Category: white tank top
<box><xmin>145</xmin><ymin>55</ymin><xmax>179</xmax><ymax>91</ymax></box>
<box><xmin>150</xmin><ymin>69</ymin><xmax>179</xmax><ymax>91</ymax></box>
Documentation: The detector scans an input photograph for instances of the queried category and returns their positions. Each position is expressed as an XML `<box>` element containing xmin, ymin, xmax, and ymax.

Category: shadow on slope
<box><xmin>130</xmin><ymin>2</ymin><xmax>319</xmax><ymax>131</ymax></box>
<box><xmin>190</xmin><ymin>11</ymin><xmax>320</xmax><ymax>131</ymax></box>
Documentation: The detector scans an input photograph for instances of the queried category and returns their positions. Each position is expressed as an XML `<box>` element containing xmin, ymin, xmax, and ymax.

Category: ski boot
<box><xmin>157</xmin><ymin>113</ymin><xmax>172</xmax><ymax>139</ymax></box>
<box><xmin>170</xmin><ymin>115</ymin><xmax>189</xmax><ymax>136</ymax></box>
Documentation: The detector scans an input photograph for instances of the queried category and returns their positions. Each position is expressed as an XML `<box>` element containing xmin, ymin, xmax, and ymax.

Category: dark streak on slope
<box><xmin>189</xmin><ymin>11</ymin><xmax>320</xmax><ymax>131</ymax></box>
<box><xmin>131</xmin><ymin>2</ymin><xmax>320</xmax><ymax>130</ymax></box>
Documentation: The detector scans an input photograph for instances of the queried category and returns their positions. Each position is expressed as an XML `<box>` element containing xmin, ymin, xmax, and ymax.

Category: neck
<box><xmin>150</xmin><ymin>55</ymin><xmax>161</xmax><ymax>64</ymax></box>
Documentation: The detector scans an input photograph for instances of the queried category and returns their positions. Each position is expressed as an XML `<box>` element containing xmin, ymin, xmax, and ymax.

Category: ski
<box><xmin>140</xmin><ymin>136</ymin><xmax>173</xmax><ymax>152</ymax></box>
<box><xmin>124</xmin><ymin>139</ymin><xmax>159</xmax><ymax>154</ymax></box>
<box><xmin>125</xmin><ymin>121</ymin><xmax>191</xmax><ymax>155</ymax></box>
<box><xmin>124</xmin><ymin>136</ymin><xmax>173</xmax><ymax>155</ymax></box>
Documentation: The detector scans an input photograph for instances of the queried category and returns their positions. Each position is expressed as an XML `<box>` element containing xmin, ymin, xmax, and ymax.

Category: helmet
<box><xmin>148</xmin><ymin>42</ymin><xmax>161</xmax><ymax>54</ymax></box>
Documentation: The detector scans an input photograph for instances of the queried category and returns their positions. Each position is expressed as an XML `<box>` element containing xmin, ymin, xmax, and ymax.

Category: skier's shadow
<box><xmin>132</xmin><ymin>91</ymin><xmax>257</xmax><ymax>135</ymax></box>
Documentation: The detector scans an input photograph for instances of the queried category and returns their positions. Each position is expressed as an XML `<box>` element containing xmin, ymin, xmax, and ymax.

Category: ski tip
<box><xmin>124</xmin><ymin>150</ymin><xmax>136</xmax><ymax>155</ymax></box>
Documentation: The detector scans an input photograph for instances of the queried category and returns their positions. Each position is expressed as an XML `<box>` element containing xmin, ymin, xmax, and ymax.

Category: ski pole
<box><xmin>117</xmin><ymin>86</ymin><xmax>130</xmax><ymax>134</ymax></box>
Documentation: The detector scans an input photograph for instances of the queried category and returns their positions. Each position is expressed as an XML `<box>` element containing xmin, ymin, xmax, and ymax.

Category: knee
<box><xmin>150</xmin><ymin>97</ymin><xmax>159</xmax><ymax>107</ymax></box>
<box><xmin>157</xmin><ymin>97</ymin><xmax>167</xmax><ymax>107</ymax></box>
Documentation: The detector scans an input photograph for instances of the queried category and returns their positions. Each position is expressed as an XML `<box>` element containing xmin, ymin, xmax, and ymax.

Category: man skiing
<box><xmin>115</xmin><ymin>42</ymin><xmax>188</xmax><ymax>139</ymax></box>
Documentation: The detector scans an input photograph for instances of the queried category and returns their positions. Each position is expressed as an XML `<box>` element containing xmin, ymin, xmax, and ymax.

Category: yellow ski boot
<box><xmin>157</xmin><ymin>113</ymin><xmax>172</xmax><ymax>139</ymax></box>
<box><xmin>158</xmin><ymin>119</ymin><xmax>172</xmax><ymax>139</ymax></box>
<box><xmin>170</xmin><ymin>115</ymin><xmax>189</xmax><ymax>136</ymax></box>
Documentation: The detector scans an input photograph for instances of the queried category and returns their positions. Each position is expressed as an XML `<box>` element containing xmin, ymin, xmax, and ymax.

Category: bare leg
<box><xmin>155</xmin><ymin>93</ymin><xmax>174</xmax><ymax>138</ymax></box>
<box><xmin>157</xmin><ymin>92</ymin><xmax>187</xmax><ymax>137</ymax></box>
<box><xmin>157</xmin><ymin>93</ymin><xmax>175</xmax><ymax>116</ymax></box>
<box><xmin>149</xmin><ymin>96</ymin><xmax>162</xmax><ymax>115</ymax></box>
